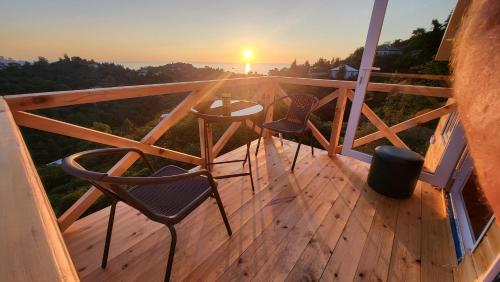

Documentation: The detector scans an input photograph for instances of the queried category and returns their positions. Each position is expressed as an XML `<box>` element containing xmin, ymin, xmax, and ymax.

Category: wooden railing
<box><xmin>0</xmin><ymin>99</ymin><xmax>79</xmax><ymax>280</ymax></box>
<box><xmin>2</xmin><ymin>76</ymin><xmax>453</xmax><ymax>232</ymax></box>
<box><xmin>371</xmin><ymin>72</ymin><xmax>449</xmax><ymax>81</ymax></box>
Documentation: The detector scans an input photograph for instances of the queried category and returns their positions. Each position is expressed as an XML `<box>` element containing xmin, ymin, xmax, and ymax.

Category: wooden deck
<box><xmin>63</xmin><ymin>138</ymin><xmax>456</xmax><ymax>281</ymax></box>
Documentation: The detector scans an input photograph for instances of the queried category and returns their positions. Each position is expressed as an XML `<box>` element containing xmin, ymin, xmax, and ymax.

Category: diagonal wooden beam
<box><xmin>13</xmin><ymin>111</ymin><xmax>203</xmax><ymax>165</ymax></box>
<box><xmin>57</xmin><ymin>75</ymin><xmax>230</xmax><ymax>231</ymax></box>
<box><xmin>213</xmin><ymin>122</ymin><xmax>242</xmax><ymax>157</ymax></box>
<box><xmin>313</xmin><ymin>89</ymin><xmax>340</xmax><ymax>111</ymax></box>
<box><xmin>352</xmin><ymin>103</ymin><xmax>457</xmax><ymax>148</ymax></box>
<box><xmin>347</xmin><ymin>90</ymin><xmax>410</xmax><ymax>149</ymax></box>
<box><xmin>307</xmin><ymin>120</ymin><xmax>330</xmax><ymax>150</ymax></box>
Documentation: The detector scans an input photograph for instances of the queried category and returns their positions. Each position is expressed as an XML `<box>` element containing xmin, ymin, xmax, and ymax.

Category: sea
<box><xmin>118</xmin><ymin>61</ymin><xmax>289</xmax><ymax>75</ymax></box>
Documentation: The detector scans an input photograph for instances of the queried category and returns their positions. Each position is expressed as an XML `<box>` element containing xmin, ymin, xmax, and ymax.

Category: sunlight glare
<box><xmin>244</xmin><ymin>49</ymin><xmax>253</xmax><ymax>61</ymax></box>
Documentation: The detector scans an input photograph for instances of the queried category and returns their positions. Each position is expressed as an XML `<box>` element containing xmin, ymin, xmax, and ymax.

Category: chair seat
<box><xmin>262</xmin><ymin>119</ymin><xmax>306</xmax><ymax>134</ymax></box>
<box><xmin>129</xmin><ymin>165</ymin><xmax>213</xmax><ymax>222</ymax></box>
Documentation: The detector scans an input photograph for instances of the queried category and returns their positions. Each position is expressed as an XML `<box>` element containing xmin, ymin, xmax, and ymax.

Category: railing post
<box><xmin>329</xmin><ymin>88</ymin><xmax>348</xmax><ymax>156</ymax></box>
<box><xmin>198</xmin><ymin>118</ymin><xmax>214</xmax><ymax>169</ymax></box>
<box><xmin>263</xmin><ymin>82</ymin><xmax>276</xmax><ymax>138</ymax></box>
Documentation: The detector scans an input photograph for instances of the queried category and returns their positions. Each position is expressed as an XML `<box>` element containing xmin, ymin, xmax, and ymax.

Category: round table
<box><xmin>191</xmin><ymin>99</ymin><xmax>263</xmax><ymax>191</ymax></box>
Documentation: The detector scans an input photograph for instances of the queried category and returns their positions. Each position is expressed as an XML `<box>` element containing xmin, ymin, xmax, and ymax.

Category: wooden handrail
<box><xmin>2</xmin><ymin>76</ymin><xmax>455</xmax><ymax>232</ymax></box>
<box><xmin>3</xmin><ymin>76</ymin><xmax>452</xmax><ymax>112</ymax></box>
<box><xmin>371</xmin><ymin>72</ymin><xmax>449</xmax><ymax>81</ymax></box>
<box><xmin>271</xmin><ymin>76</ymin><xmax>452</xmax><ymax>97</ymax></box>
<box><xmin>0</xmin><ymin>98</ymin><xmax>79</xmax><ymax>281</ymax></box>
<box><xmin>4</xmin><ymin>76</ymin><xmax>270</xmax><ymax>111</ymax></box>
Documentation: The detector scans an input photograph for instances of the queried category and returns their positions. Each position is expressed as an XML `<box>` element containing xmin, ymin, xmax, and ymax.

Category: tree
<box><xmin>412</xmin><ymin>28</ymin><xmax>426</xmax><ymax>37</ymax></box>
<box><xmin>312</xmin><ymin>58</ymin><xmax>331</xmax><ymax>73</ymax></box>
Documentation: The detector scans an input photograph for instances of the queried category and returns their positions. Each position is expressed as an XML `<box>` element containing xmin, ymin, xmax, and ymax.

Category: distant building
<box><xmin>330</xmin><ymin>65</ymin><xmax>359</xmax><ymax>80</ymax></box>
<box><xmin>138</xmin><ymin>69</ymin><xmax>148</xmax><ymax>76</ymax></box>
<box><xmin>376</xmin><ymin>44</ymin><xmax>403</xmax><ymax>56</ymax></box>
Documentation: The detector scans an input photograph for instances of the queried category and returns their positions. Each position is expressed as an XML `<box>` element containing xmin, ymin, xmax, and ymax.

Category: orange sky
<box><xmin>0</xmin><ymin>0</ymin><xmax>455</xmax><ymax>64</ymax></box>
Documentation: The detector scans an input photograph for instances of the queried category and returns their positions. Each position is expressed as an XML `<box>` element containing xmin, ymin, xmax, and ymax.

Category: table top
<box><xmin>191</xmin><ymin>99</ymin><xmax>263</xmax><ymax>122</ymax></box>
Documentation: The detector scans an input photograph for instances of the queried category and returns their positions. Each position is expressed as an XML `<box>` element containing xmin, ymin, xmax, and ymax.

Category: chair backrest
<box><xmin>285</xmin><ymin>94</ymin><xmax>319</xmax><ymax>125</ymax></box>
<box><xmin>60</xmin><ymin>148</ymin><xmax>161</xmax><ymax>220</ymax></box>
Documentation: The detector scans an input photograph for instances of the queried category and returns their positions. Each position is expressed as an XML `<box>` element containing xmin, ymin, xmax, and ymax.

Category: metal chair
<box><xmin>255</xmin><ymin>94</ymin><xmax>319</xmax><ymax>171</ymax></box>
<box><xmin>61</xmin><ymin>147</ymin><xmax>232</xmax><ymax>282</ymax></box>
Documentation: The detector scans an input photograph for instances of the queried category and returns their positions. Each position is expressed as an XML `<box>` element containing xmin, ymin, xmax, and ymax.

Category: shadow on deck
<box><xmin>63</xmin><ymin>138</ymin><xmax>456</xmax><ymax>281</ymax></box>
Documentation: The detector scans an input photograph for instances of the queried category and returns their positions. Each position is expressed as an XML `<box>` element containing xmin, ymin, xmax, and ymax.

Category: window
<box><xmin>449</xmin><ymin>152</ymin><xmax>495</xmax><ymax>253</ymax></box>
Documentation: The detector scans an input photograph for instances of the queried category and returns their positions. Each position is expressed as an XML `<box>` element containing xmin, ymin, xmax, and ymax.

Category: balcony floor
<box><xmin>63</xmin><ymin>138</ymin><xmax>456</xmax><ymax>281</ymax></box>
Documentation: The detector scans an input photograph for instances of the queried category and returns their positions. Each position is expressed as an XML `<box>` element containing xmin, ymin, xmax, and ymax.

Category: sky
<box><xmin>0</xmin><ymin>0</ymin><xmax>456</xmax><ymax>64</ymax></box>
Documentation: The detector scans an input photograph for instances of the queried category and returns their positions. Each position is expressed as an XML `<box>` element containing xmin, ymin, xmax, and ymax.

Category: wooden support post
<box><xmin>263</xmin><ymin>83</ymin><xmax>276</xmax><ymax>138</ymax></box>
<box><xmin>198</xmin><ymin>118</ymin><xmax>208</xmax><ymax>168</ymax></box>
<box><xmin>198</xmin><ymin>118</ymin><xmax>214</xmax><ymax>169</ymax></box>
<box><xmin>329</xmin><ymin>88</ymin><xmax>348</xmax><ymax>156</ymax></box>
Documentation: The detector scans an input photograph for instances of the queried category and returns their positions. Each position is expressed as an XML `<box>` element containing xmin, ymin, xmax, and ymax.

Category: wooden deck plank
<box><xmin>186</xmin><ymin>158</ymin><xmax>328</xmax><ymax>281</ymax></box>
<box><xmin>421</xmin><ymin>185</ymin><xmax>455</xmax><ymax>282</ymax></box>
<box><xmin>319</xmin><ymin>176</ymin><xmax>379</xmax><ymax>281</ymax></box>
<box><xmin>240</xmin><ymin>165</ymin><xmax>341</xmax><ymax>281</ymax></box>
<box><xmin>284</xmin><ymin>158</ymin><xmax>363</xmax><ymax>282</ymax></box>
<box><xmin>61</xmin><ymin>138</ymin><xmax>457</xmax><ymax>282</ymax></box>
<box><xmin>353</xmin><ymin>194</ymin><xmax>400</xmax><ymax>281</ymax></box>
<box><xmin>387</xmin><ymin>182</ymin><xmax>423</xmax><ymax>282</ymax></box>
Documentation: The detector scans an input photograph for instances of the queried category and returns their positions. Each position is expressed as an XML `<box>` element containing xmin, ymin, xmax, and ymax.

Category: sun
<box><xmin>244</xmin><ymin>49</ymin><xmax>253</xmax><ymax>61</ymax></box>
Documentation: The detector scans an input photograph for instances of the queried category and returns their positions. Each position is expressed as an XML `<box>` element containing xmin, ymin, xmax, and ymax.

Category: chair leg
<box><xmin>101</xmin><ymin>201</ymin><xmax>117</xmax><ymax>269</ymax></box>
<box><xmin>213</xmin><ymin>189</ymin><xmax>232</xmax><ymax>236</ymax></box>
<box><xmin>164</xmin><ymin>225</ymin><xmax>177</xmax><ymax>282</ymax></box>
<box><xmin>255</xmin><ymin>126</ymin><xmax>264</xmax><ymax>156</ymax></box>
<box><xmin>291</xmin><ymin>139</ymin><xmax>302</xmax><ymax>172</ymax></box>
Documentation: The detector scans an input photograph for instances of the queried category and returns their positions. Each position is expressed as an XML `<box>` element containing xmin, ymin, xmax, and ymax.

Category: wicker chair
<box><xmin>255</xmin><ymin>94</ymin><xmax>319</xmax><ymax>171</ymax></box>
<box><xmin>61</xmin><ymin>147</ymin><xmax>232</xmax><ymax>282</ymax></box>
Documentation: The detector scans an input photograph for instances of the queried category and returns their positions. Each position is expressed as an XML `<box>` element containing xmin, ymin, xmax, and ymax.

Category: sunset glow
<box><xmin>244</xmin><ymin>49</ymin><xmax>253</xmax><ymax>61</ymax></box>
<box><xmin>0</xmin><ymin>1</ymin><xmax>455</xmax><ymax>65</ymax></box>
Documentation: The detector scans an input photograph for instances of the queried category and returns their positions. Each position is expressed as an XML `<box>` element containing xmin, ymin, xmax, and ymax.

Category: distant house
<box><xmin>330</xmin><ymin>65</ymin><xmax>359</xmax><ymax>80</ymax></box>
<box><xmin>138</xmin><ymin>69</ymin><xmax>148</xmax><ymax>76</ymax></box>
<box><xmin>376</xmin><ymin>44</ymin><xmax>403</xmax><ymax>56</ymax></box>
